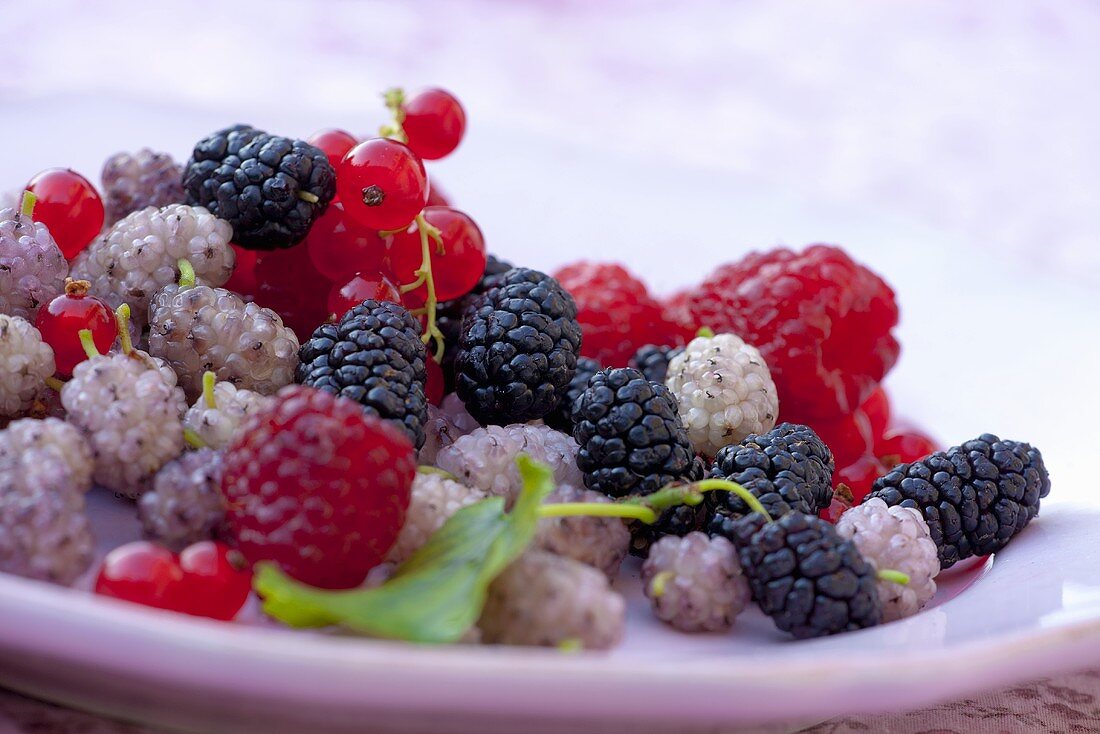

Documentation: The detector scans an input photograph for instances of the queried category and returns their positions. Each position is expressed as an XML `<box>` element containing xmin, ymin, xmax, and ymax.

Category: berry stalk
<box><xmin>876</xmin><ymin>568</ymin><xmax>911</xmax><ymax>586</ymax></box>
<box><xmin>537</xmin><ymin>478</ymin><xmax>773</xmax><ymax>525</ymax></box>
<box><xmin>20</xmin><ymin>190</ymin><xmax>36</xmax><ymax>218</ymax></box>
<box><xmin>177</xmin><ymin>258</ymin><xmax>196</xmax><ymax>288</ymax></box>
<box><xmin>114</xmin><ymin>304</ymin><xmax>134</xmax><ymax>355</ymax></box>
<box><xmin>398</xmin><ymin>213</ymin><xmax>446</xmax><ymax>361</ymax></box>
<box><xmin>379</xmin><ymin>88</ymin><xmax>409</xmax><ymax>143</ymax></box>
<box><xmin>202</xmin><ymin>371</ymin><xmax>218</xmax><ymax>410</ymax></box>
<box><xmin>78</xmin><ymin>329</ymin><xmax>101</xmax><ymax>360</ymax></box>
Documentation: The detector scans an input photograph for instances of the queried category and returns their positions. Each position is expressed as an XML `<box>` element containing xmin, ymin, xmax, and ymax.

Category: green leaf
<box><xmin>253</xmin><ymin>454</ymin><xmax>556</xmax><ymax>643</ymax></box>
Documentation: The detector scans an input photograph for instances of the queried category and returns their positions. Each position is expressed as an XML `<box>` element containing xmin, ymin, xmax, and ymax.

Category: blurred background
<box><xmin>2</xmin><ymin>0</ymin><xmax>1097</xmax><ymax>478</ymax></box>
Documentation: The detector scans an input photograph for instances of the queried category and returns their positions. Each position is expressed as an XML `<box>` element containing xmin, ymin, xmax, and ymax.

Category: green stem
<box><xmin>696</xmin><ymin>326</ymin><xmax>715</xmax><ymax>339</ymax></box>
<box><xmin>416</xmin><ymin>465</ymin><xmax>459</xmax><ymax>482</ymax></box>
<box><xmin>536</xmin><ymin>502</ymin><xmax>657</xmax><ymax>524</ymax></box>
<box><xmin>183</xmin><ymin>428</ymin><xmax>208</xmax><ymax>449</ymax></box>
<box><xmin>379</xmin><ymin>87</ymin><xmax>408</xmax><ymax>142</ymax></box>
<box><xmin>298</xmin><ymin>191</ymin><xmax>319</xmax><ymax>204</ymax></box>
<box><xmin>623</xmin><ymin>478</ymin><xmax>773</xmax><ymax>523</ymax></box>
<box><xmin>401</xmin><ymin>213</ymin><xmax>445</xmax><ymax>362</ymax></box>
<box><xmin>20</xmin><ymin>191</ymin><xmax>36</xmax><ymax>219</ymax></box>
<box><xmin>877</xmin><ymin>569</ymin><xmax>910</xmax><ymax>586</ymax></box>
<box><xmin>44</xmin><ymin>376</ymin><xmax>66</xmax><ymax>392</ymax></box>
<box><xmin>78</xmin><ymin>329</ymin><xmax>101</xmax><ymax>360</ymax></box>
<box><xmin>177</xmin><ymin>258</ymin><xmax>196</xmax><ymax>288</ymax></box>
<box><xmin>202</xmin><ymin>371</ymin><xmax>218</xmax><ymax>409</ymax></box>
<box><xmin>114</xmin><ymin>305</ymin><xmax>133</xmax><ymax>355</ymax></box>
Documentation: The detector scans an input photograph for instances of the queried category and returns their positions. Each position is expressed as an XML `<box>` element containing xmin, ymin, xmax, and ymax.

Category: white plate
<box><xmin>0</xmin><ymin>96</ymin><xmax>1097</xmax><ymax>733</ymax></box>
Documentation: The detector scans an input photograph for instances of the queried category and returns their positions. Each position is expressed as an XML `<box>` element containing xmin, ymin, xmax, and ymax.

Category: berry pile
<box><xmin>0</xmin><ymin>87</ymin><xmax>1052</xmax><ymax>648</ymax></box>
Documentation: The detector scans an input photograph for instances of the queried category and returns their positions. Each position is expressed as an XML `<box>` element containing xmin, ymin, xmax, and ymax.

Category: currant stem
<box><xmin>402</xmin><ymin>212</ymin><xmax>446</xmax><ymax>362</ymax></box>
<box><xmin>20</xmin><ymin>191</ymin><xmax>36</xmax><ymax>219</ymax></box>
<box><xmin>78</xmin><ymin>329</ymin><xmax>100</xmax><ymax>360</ymax></box>
<box><xmin>380</xmin><ymin>87</ymin><xmax>408</xmax><ymax>143</ymax></box>
<box><xmin>64</xmin><ymin>278</ymin><xmax>91</xmax><ymax>297</ymax></box>
<box><xmin>877</xmin><ymin>569</ymin><xmax>911</xmax><ymax>586</ymax></box>
<box><xmin>649</xmin><ymin>570</ymin><xmax>675</xmax><ymax>598</ymax></box>
<box><xmin>44</xmin><ymin>376</ymin><xmax>66</xmax><ymax>392</ymax></box>
<box><xmin>536</xmin><ymin>502</ymin><xmax>658</xmax><ymax>524</ymax></box>
<box><xmin>114</xmin><ymin>305</ymin><xmax>134</xmax><ymax>355</ymax></box>
<box><xmin>177</xmin><ymin>259</ymin><xmax>196</xmax><ymax>288</ymax></box>
<box><xmin>202</xmin><ymin>371</ymin><xmax>218</xmax><ymax>410</ymax></box>
<box><xmin>183</xmin><ymin>428</ymin><xmax>207</xmax><ymax>450</ymax></box>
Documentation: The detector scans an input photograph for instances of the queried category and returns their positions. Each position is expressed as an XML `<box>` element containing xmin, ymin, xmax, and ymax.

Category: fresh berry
<box><xmin>535</xmin><ymin>484</ymin><xmax>631</xmax><ymax>579</ymax></box>
<box><xmin>417</xmin><ymin>396</ymin><xmax>479</xmax><ymax>465</ymax></box>
<box><xmin>0</xmin><ymin>314</ymin><xmax>55</xmax><ymax>418</ymax></box>
<box><xmin>629</xmin><ymin>343</ymin><xmax>683</xmax><ymax>385</ymax></box>
<box><xmin>478</xmin><ymin>550</ymin><xmax>625</xmax><ymax>650</ymax></box>
<box><xmin>306</xmin><ymin>128</ymin><xmax>359</xmax><ymax>168</ymax></box>
<box><xmin>424</xmin><ymin>355</ymin><xmax>444</xmax><ymax>405</ymax></box>
<box><xmin>306</xmin><ymin>200</ymin><xmax>387</xmax><ymax>282</ymax></box>
<box><xmin>224</xmin><ymin>245</ymin><xmax>259</xmax><ymax>300</ymax></box>
<box><xmin>297</xmin><ymin>299</ymin><xmax>429</xmax><ymax>448</ymax></box>
<box><xmin>425</xmin><ymin>179</ymin><xmax>452</xmax><ymax>207</ymax></box>
<box><xmin>386</xmin><ymin>206</ymin><xmax>486</xmax><ymax>304</ymax></box>
<box><xmin>861</xmin><ymin>386</ymin><xmax>890</xmax><ymax>445</ymax></box>
<box><xmin>220</xmin><ymin>385</ymin><xmax>416</xmax><ymax>589</ymax></box>
<box><xmin>633</xmin><ymin>503</ymin><xmax>710</xmax><ymax>558</ymax></box>
<box><xmin>865</xmin><ymin>434</ymin><xmax>1050</xmax><ymax>568</ymax></box>
<box><xmin>0</xmin><ymin>200</ymin><xmax>68</xmax><ymax>322</ymax></box>
<box><xmin>61</xmin><ymin>352</ymin><xmax>187</xmax><ymax>498</ymax></box>
<box><xmin>138</xmin><ymin>448</ymin><xmax>226</xmax><ymax>551</ymax></box>
<box><xmin>435</xmin><ymin>423</ymin><xmax>583</xmax><ymax>507</ymax></box>
<box><xmin>36</xmin><ymin>279</ymin><xmax>117</xmax><ymax>377</ymax></box>
<box><xmin>148</xmin><ymin>283</ymin><xmax>300</xmax><ymax>402</ymax></box>
<box><xmin>183</xmin><ymin>125</ymin><xmax>336</xmax><ymax>250</ymax></box>
<box><xmin>326</xmin><ymin>272</ymin><xmax>401</xmax><ymax>320</ymax></box>
<box><xmin>71</xmin><ymin>204</ymin><xmax>235</xmax><ymax>330</ymax></box>
<box><xmin>834</xmin><ymin>455</ymin><xmax>888</xmax><ymax>505</ymax></box>
<box><xmin>435</xmin><ymin>253</ymin><xmax>512</xmax><ymax>388</ymax></box>
<box><xmin>402</xmin><ymin>88</ymin><xmax>466</xmax><ymax>161</ymax></box>
<box><xmin>666</xmin><ymin>332</ymin><xmax>779</xmax><ymax>457</ymax></box>
<box><xmin>731</xmin><ymin>512</ymin><xmax>882</xmax><ymax>638</ymax></box>
<box><xmin>454</xmin><ymin>267</ymin><xmax>582</xmax><ymax>425</ymax></box>
<box><xmin>544</xmin><ymin>355</ymin><xmax>600</xmax><ymax>433</ymax></box>
<box><xmin>253</xmin><ymin>244</ymin><xmax>331</xmax><ymax>342</ymax></box>
<box><xmin>813</xmin><ymin>409</ymin><xmax>874</xmax><ymax>467</ymax></box>
<box><xmin>877</xmin><ymin>428</ymin><xmax>940</xmax><ymax>467</ymax></box>
<box><xmin>642</xmin><ymin>532</ymin><xmax>749</xmax><ymax>633</ymax></box>
<box><xmin>178</xmin><ymin>541</ymin><xmax>252</xmax><ymax>621</ymax></box>
<box><xmin>572</xmin><ymin>367</ymin><xmax>703</xmax><ymax>498</ymax></box>
<box><xmin>385</xmin><ymin>472</ymin><xmax>486</xmax><ymax>565</ymax></box>
<box><xmin>0</xmin><ymin>417</ymin><xmax>94</xmax><ymax>495</ymax></box>
<box><xmin>338</xmin><ymin>138</ymin><xmax>428</xmax><ymax>231</ymax></box>
<box><xmin>25</xmin><ymin>168</ymin><xmax>104</xmax><ymax>259</ymax></box>
<box><xmin>183</xmin><ymin>379</ymin><xmax>273</xmax><ymax>451</ymax></box>
<box><xmin>553</xmin><ymin>261</ymin><xmax>683</xmax><ymax>367</ymax></box>
<box><xmin>95</xmin><ymin>541</ymin><xmax>187</xmax><ymax>611</ymax></box>
<box><xmin>684</xmin><ymin>245</ymin><xmax>899</xmax><ymax>421</ymax></box>
<box><xmin>100</xmin><ymin>149</ymin><xmax>185</xmax><ymax>225</ymax></box>
<box><xmin>836</xmin><ymin>498</ymin><xmax>940</xmax><ymax>622</ymax></box>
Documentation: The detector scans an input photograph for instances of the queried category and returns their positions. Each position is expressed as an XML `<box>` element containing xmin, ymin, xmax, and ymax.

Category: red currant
<box><xmin>425</xmin><ymin>178</ymin><xmax>452</xmax><ymax>207</ymax></box>
<box><xmin>94</xmin><ymin>541</ymin><xmax>187</xmax><ymax>612</ymax></box>
<box><xmin>878</xmin><ymin>429</ymin><xmax>940</xmax><ymax>467</ymax></box>
<box><xmin>224</xmin><ymin>244</ymin><xmax>259</xmax><ymax>300</ymax></box>
<box><xmin>254</xmin><ymin>246</ymin><xmax>332</xmax><ymax>342</ymax></box>
<box><xmin>832</xmin><ymin>455</ymin><xmax>888</xmax><ymax>505</ymax></box>
<box><xmin>25</xmin><ymin>168</ymin><xmax>104</xmax><ymax>260</ymax></box>
<box><xmin>178</xmin><ymin>541</ymin><xmax>252</xmax><ymax>621</ymax></box>
<box><xmin>860</xmin><ymin>386</ymin><xmax>890</xmax><ymax>444</ymax></box>
<box><xmin>402</xmin><ymin>88</ymin><xmax>466</xmax><ymax>160</ymax></box>
<box><xmin>425</xmin><ymin>356</ymin><xmax>444</xmax><ymax>405</ymax></box>
<box><xmin>813</xmin><ymin>410</ymin><xmax>874</xmax><ymax>467</ymax></box>
<box><xmin>306</xmin><ymin>201</ymin><xmax>386</xmax><ymax>282</ymax></box>
<box><xmin>337</xmin><ymin>139</ymin><xmax>428</xmax><ymax>231</ymax></box>
<box><xmin>36</xmin><ymin>280</ymin><xmax>118</xmax><ymax>377</ymax></box>
<box><xmin>307</xmin><ymin>128</ymin><xmax>359</xmax><ymax>168</ymax></box>
<box><xmin>386</xmin><ymin>207</ymin><xmax>486</xmax><ymax>304</ymax></box>
<box><xmin>327</xmin><ymin>272</ymin><xmax>401</xmax><ymax>319</ymax></box>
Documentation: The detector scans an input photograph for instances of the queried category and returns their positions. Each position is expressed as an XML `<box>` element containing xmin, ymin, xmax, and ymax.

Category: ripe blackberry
<box><xmin>865</xmin><ymin>434</ymin><xmax>1050</xmax><ymax>568</ymax></box>
<box><xmin>220</xmin><ymin>385</ymin><xmax>416</xmax><ymax>589</ymax></box>
<box><xmin>183</xmin><ymin>125</ymin><xmax>336</xmax><ymax>249</ymax></box>
<box><xmin>544</xmin><ymin>355</ymin><xmax>600</xmax><ymax>433</ymax></box>
<box><xmin>385</xmin><ymin>472</ymin><xmax>486</xmax><ymax>565</ymax></box>
<box><xmin>0</xmin><ymin>475</ymin><xmax>93</xmax><ymax>585</ymax></box>
<box><xmin>572</xmin><ymin>367</ymin><xmax>702</xmax><ymax>498</ymax></box>
<box><xmin>435</xmin><ymin>253</ymin><xmax>512</xmax><ymax>377</ymax></box>
<box><xmin>709</xmin><ymin>423</ymin><xmax>835</xmax><ymax>519</ymax></box>
<box><xmin>0</xmin><ymin>203</ymin><xmax>68</xmax><ymax>322</ymax></box>
<box><xmin>101</xmin><ymin>149</ymin><xmax>185</xmax><ymax>225</ymax></box>
<box><xmin>836</xmin><ymin>498</ymin><xmax>939</xmax><ymax>622</ymax></box>
<box><xmin>666</xmin><ymin>332</ymin><xmax>779</xmax><ymax>457</ymax></box>
<box><xmin>479</xmin><ymin>550</ymin><xmax>625</xmax><ymax>649</ymax></box>
<box><xmin>731</xmin><ymin>512</ymin><xmax>882</xmax><ymax>638</ymax></box>
<box><xmin>148</xmin><ymin>283</ymin><xmax>299</xmax><ymax>402</ymax></box>
<box><xmin>535</xmin><ymin>484</ymin><xmax>631</xmax><ymax>579</ymax></box>
<box><xmin>71</xmin><ymin>204</ymin><xmax>235</xmax><ymax>330</ymax></box>
<box><xmin>630</xmin><ymin>343</ymin><xmax>683</xmax><ymax>385</ymax></box>
<box><xmin>61</xmin><ymin>352</ymin><xmax>186</xmax><ymax>498</ymax></box>
<box><xmin>553</xmin><ymin>261</ymin><xmax>686</xmax><ymax>366</ymax></box>
<box><xmin>434</xmin><ymin>423</ymin><xmax>582</xmax><ymax>507</ymax></box>
<box><xmin>183</xmin><ymin>379</ymin><xmax>273</xmax><ymax>451</ymax></box>
<box><xmin>0</xmin><ymin>315</ymin><xmax>55</xmax><ymax>418</ymax></box>
<box><xmin>705</xmin><ymin>473</ymin><xmax>814</xmax><ymax>539</ymax></box>
<box><xmin>0</xmin><ymin>417</ymin><xmax>94</xmax><ymax>495</ymax></box>
<box><xmin>138</xmin><ymin>448</ymin><xmax>226</xmax><ymax>551</ymax></box>
<box><xmin>454</xmin><ymin>267</ymin><xmax>582</xmax><ymax>425</ymax></box>
<box><xmin>685</xmin><ymin>245</ymin><xmax>899</xmax><ymax>421</ymax></box>
<box><xmin>297</xmin><ymin>299</ymin><xmax>429</xmax><ymax>449</ymax></box>
<box><xmin>642</xmin><ymin>532</ymin><xmax>750</xmax><ymax>633</ymax></box>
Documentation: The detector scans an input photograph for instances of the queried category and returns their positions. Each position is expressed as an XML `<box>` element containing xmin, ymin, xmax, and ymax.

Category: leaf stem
<box><xmin>536</xmin><ymin>502</ymin><xmax>658</xmax><ymax>524</ymax></box>
<box><xmin>877</xmin><ymin>568</ymin><xmax>911</xmax><ymax>586</ymax></box>
<box><xmin>177</xmin><ymin>258</ymin><xmax>196</xmax><ymax>288</ymax></box>
<box><xmin>202</xmin><ymin>371</ymin><xmax>218</xmax><ymax>409</ymax></box>
<box><xmin>114</xmin><ymin>304</ymin><xmax>133</xmax><ymax>355</ymax></box>
<box><xmin>78</xmin><ymin>329</ymin><xmax>100</xmax><ymax>360</ymax></box>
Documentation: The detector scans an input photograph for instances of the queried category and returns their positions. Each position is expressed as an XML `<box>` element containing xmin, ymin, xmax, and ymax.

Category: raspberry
<box><xmin>101</xmin><ymin>149</ymin><xmax>185</xmax><ymax>225</ymax></box>
<box><xmin>685</xmin><ymin>245</ymin><xmax>899</xmax><ymax>421</ymax></box>
<box><xmin>138</xmin><ymin>448</ymin><xmax>226</xmax><ymax>551</ymax></box>
<box><xmin>183</xmin><ymin>379</ymin><xmax>273</xmax><ymax>451</ymax></box>
<box><xmin>534</xmin><ymin>484</ymin><xmax>631</xmax><ymax>579</ymax></box>
<box><xmin>814</xmin><ymin>409</ymin><xmax>875</xmax><ymax>467</ymax></box>
<box><xmin>642</xmin><ymin>532</ymin><xmax>749</xmax><ymax>632</ymax></box>
<box><xmin>0</xmin><ymin>202</ymin><xmax>68</xmax><ymax>322</ymax></box>
<box><xmin>385</xmin><ymin>472</ymin><xmax>486</xmax><ymax>565</ymax></box>
<box><xmin>220</xmin><ymin>386</ymin><xmax>416</xmax><ymax>589</ymax></box>
<box><xmin>0</xmin><ymin>315</ymin><xmax>55</xmax><ymax>418</ymax></box>
<box><xmin>553</xmin><ymin>261</ymin><xmax>683</xmax><ymax>367</ymax></box>
<box><xmin>834</xmin><ymin>455</ymin><xmax>888</xmax><ymax>505</ymax></box>
<box><xmin>877</xmin><ymin>428</ymin><xmax>940</xmax><ymax>466</ymax></box>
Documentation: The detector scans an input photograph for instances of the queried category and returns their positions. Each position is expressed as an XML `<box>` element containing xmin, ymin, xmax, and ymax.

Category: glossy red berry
<box><xmin>425</xmin><ymin>179</ymin><xmax>452</xmax><ymax>207</ymax></box>
<box><xmin>307</xmin><ymin>201</ymin><xmax>387</xmax><ymax>282</ymax></box>
<box><xmin>327</xmin><ymin>272</ymin><xmax>401</xmax><ymax>319</ymax></box>
<box><xmin>36</xmin><ymin>280</ymin><xmax>118</xmax><ymax>377</ymax></box>
<box><xmin>386</xmin><ymin>206</ymin><xmax>486</xmax><ymax>304</ymax></box>
<box><xmin>25</xmin><ymin>168</ymin><xmax>105</xmax><ymax>260</ymax></box>
<box><xmin>338</xmin><ymin>139</ymin><xmax>428</xmax><ymax>231</ymax></box>
<box><xmin>94</xmin><ymin>541</ymin><xmax>187</xmax><ymax>612</ymax></box>
<box><xmin>254</xmin><ymin>245</ymin><xmax>332</xmax><ymax>341</ymax></box>
<box><xmin>425</xmin><ymin>356</ymin><xmax>444</xmax><ymax>406</ymax></box>
<box><xmin>813</xmin><ymin>410</ymin><xmax>874</xmax><ymax>468</ymax></box>
<box><xmin>402</xmin><ymin>88</ymin><xmax>466</xmax><ymax>160</ymax></box>
<box><xmin>877</xmin><ymin>429</ymin><xmax>940</xmax><ymax>467</ymax></box>
<box><xmin>307</xmin><ymin>128</ymin><xmax>359</xmax><ymax>168</ymax></box>
<box><xmin>833</xmin><ymin>455</ymin><xmax>888</xmax><ymax>505</ymax></box>
<box><xmin>224</xmin><ymin>244</ymin><xmax>260</xmax><ymax>300</ymax></box>
<box><xmin>178</xmin><ymin>541</ymin><xmax>252</xmax><ymax>621</ymax></box>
